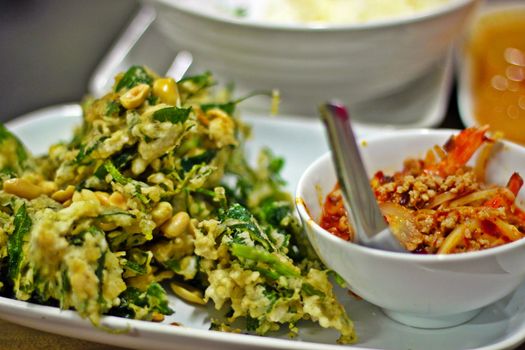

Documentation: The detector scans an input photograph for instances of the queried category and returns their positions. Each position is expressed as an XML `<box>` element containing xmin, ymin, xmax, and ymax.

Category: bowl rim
<box><xmin>296</xmin><ymin>128</ymin><xmax>525</xmax><ymax>263</ymax></box>
<box><xmin>150</xmin><ymin>0</ymin><xmax>477</xmax><ymax>32</ymax></box>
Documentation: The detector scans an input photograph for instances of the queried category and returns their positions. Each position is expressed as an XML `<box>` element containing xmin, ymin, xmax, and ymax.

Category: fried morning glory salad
<box><xmin>0</xmin><ymin>66</ymin><xmax>354</xmax><ymax>343</ymax></box>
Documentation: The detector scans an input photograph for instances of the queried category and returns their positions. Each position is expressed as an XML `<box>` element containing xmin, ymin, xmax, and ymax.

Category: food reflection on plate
<box><xmin>463</xmin><ymin>3</ymin><xmax>525</xmax><ymax>145</ymax></box>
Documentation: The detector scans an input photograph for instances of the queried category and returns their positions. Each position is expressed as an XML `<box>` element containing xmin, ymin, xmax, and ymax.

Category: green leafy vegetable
<box><xmin>94</xmin><ymin>146</ymin><xmax>136</xmax><ymax>179</ymax></box>
<box><xmin>109</xmin><ymin>283</ymin><xmax>173</xmax><ymax>319</ymax></box>
<box><xmin>145</xmin><ymin>283</ymin><xmax>173</xmax><ymax>315</ymax></box>
<box><xmin>105</xmin><ymin>101</ymin><xmax>123</xmax><ymax>116</ymax></box>
<box><xmin>230</xmin><ymin>243</ymin><xmax>300</xmax><ymax>278</ymax></box>
<box><xmin>115</xmin><ymin>66</ymin><xmax>153</xmax><ymax>92</ymax></box>
<box><xmin>178</xmin><ymin>71</ymin><xmax>213</xmax><ymax>88</ymax></box>
<box><xmin>7</xmin><ymin>204</ymin><xmax>32</xmax><ymax>280</ymax></box>
<box><xmin>0</xmin><ymin>123</ymin><xmax>30</xmax><ymax>173</ymax></box>
<box><xmin>96</xmin><ymin>250</ymin><xmax>107</xmax><ymax>302</ymax></box>
<box><xmin>301</xmin><ymin>283</ymin><xmax>325</xmax><ymax>297</ymax></box>
<box><xmin>177</xmin><ymin>72</ymin><xmax>215</xmax><ymax>100</ymax></box>
<box><xmin>104</xmin><ymin>160</ymin><xmax>130</xmax><ymax>185</ymax></box>
<box><xmin>259</xmin><ymin>201</ymin><xmax>292</xmax><ymax>227</ymax></box>
<box><xmin>124</xmin><ymin>249</ymin><xmax>152</xmax><ymax>277</ymax></box>
<box><xmin>201</xmin><ymin>102</ymin><xmax>236</xmax><ymax>115</ymax></box>
<box><xmin>200</xmin><ymin>90</ymin><xmax>274</xmax><ymax>115</ymax></box>
<box><xmin>75</xmin><ymin>137</ymin><xmax>108</xmax><ymax>164</ymax></box>
<box><xmin>103</xmin><ymin>160</ymin><xmax>149</xmax><ymax>204</ymax></box>
<box><xmin>246</xmin><ymin>316</ymin><xmax>259</xmax><ymax>331</ymax></box>
<box><xmin>181</xmin><ymin>150</ymin><xmax>217</xmax><ymax>172</ymax></box>
<box><xmin>153</xmin><ymin>107</ymin><xmax>191</xmax><ymax>124</ymax></box>
<box><xmin>223</xmin><ymin>204</ymin><xmax>273</xmax><ymax>250</ymax></box>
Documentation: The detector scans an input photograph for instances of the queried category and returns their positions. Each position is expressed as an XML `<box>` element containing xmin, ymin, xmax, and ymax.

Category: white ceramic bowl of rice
<box><xmin>144</xmin><ymin>0</ymin><xmax>480</xmax><ymax>115</ymax></box>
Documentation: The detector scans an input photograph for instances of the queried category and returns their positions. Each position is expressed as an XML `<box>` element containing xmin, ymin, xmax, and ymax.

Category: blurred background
<box><xmin>0</xmin><ymin>0</ymin><xmax>463</xmax><ymax>128</ymax></box>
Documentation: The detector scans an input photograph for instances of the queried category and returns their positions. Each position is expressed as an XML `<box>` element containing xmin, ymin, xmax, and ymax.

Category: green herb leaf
<box><xmin>260</xmin><ymin>201</ymin><xmax>291</xmax><ymax>227</ymax></box>
<box><xmin>61</xmin><ymin>268</ymin><xmax>71</xmax><ymax>293</ymax></box>
<box><xmin>200</xmin><ymin>90</ymin><xmax>274</xmax><ymax>116</ymax></box>
<box><xmin>146</xmin><ymin>282</ymin><xmax>174</xmax><ymax>315</ymax></box>
<box><xmin>115</xmin><ymin>66</ymin><xmax>153</xmax><ymax>92</ymax></box>
<box><xmin>96</xmin><ymin>250</ymin><xmax>107</xmax><ymax>302</ymax></box>
<box><xmin>94</xmin><ymin>146</ymin><xmax>137</xmax><ymax>179</ymax></box>
<box><xmin>153</xmin><ymin>107</ymin><xmax>191</xmax><ymax>124</ymax></box>
<box><xmin>109</xmin><ymin>282</ymin><xmax>173</xmax><ymax>319</ymax></box>
<box><xmin>103</xmin><ymin>160</ymin><xmax>149</xmax><ymax>205</ymax></box>
<box><xmin>178</xmin><ymin>71</ymin><xmax>213</xmax><ymax>87</ymax></box>
<box><xmin>105</xmin><ymin>100</ymin><xmax>123</xmax><ymax>116</ymax></box>
<box><xmin>263</xmin><ymin>287</ymin><xmax>278</xmax><ymax>309</ymax></box>
<box><xmin>200</xmin><ymin>102</ymin><xmax>236</xmax><ymax>115</ymax></box>
<box><xmin>246</xmin><ymin>316</ymin><xmax>259</xmax><ymax>331</ymax></box>
<box><xmin>124</xmin><ymin>249</ymin><xmax>152</xmax><ymax>276</ymax></box>
<box><xmin>230</xmin><ymin>243</ymin><xmax>300</xmax><ymax>278</ymax></box>
<box><xmin>224</xmin><ymin>204</ymin><xmax>273</xmax><ymax>250</ymax></box>
<box><xmin>0</xmin><ymin>123</ymin><xmax>29</xmax><ymax>172</ymax></box>
<box><xmin>104</xmin><ymin>160</ymin><xmax>130</xmax><ymax>185</ymax></box>
<box><xmin>75</xmin><ymin>137</ymin><xmax>108</xmax><ymax>164</ymax></box>
<box><xmin>70</xmin><ymin>232</ymin><xmax>87</xmax><ymax>246</ymax></box>
<box><xmin>0</xmin><ymin>123</ymin><xmax>12</xmax><ymax>143</ymax></box>
<box><xmin>177</xmin><ymin>72</ymin><xmax>215</xmax><ymax>99</ymax></box>
<box><xmin>328</xmin><ymin>270</ymin><xmax>347</xmax><ymax>288</ymax></box>
<box><xmin>301</xmin><ymin>283</ymin><xmax>325</xmax><ymax>297</ymax></box>
<box><xmin>164</xmin><ymin>259</ymin><xmax>181</xmax><ymax>272</ymax></box>
<box><xmin>7</xmin><ymin>204</ymin><xmax>32</xmax><ymax>280</ymax></box>
<box><xmin>181</xmin><ymin>150</ymin><xmax>216</xmax><ymax>172</ymax></box>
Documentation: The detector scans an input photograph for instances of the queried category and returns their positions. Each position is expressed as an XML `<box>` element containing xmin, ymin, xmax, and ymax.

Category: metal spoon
<box><xmin>320</xmin><ymin>101</ymin><xmax>405</xmax><ymax>251</ymax></box>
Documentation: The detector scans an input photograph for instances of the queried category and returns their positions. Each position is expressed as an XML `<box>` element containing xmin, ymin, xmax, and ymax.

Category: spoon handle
<box><xmin>320</xmin><ymin>102</ymin><xmax>389</xmax><ymax>239</ymax></box>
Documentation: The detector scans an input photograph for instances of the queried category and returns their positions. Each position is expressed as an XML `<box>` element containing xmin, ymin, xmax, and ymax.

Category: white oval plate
<box><xmin>2</xmin><ymin>105</ymin><xmax>525</xmax><ymax>350</ymax></box>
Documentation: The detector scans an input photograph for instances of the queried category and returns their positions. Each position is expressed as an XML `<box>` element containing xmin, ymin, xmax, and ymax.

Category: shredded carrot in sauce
<box><xmin>320</xmin><ymin>127</ymin><xmax>525</xmax><ymax>254</ymax></box>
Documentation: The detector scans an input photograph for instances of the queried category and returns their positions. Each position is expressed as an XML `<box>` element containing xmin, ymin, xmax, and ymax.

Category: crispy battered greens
<box><xmin>0</xmin><ymin>66</ymin><xmax>354</xmax><ymax>343</ymax></box>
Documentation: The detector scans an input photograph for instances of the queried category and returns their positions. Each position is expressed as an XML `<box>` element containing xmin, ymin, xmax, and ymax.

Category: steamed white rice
<box><xmin>263</xmin><ymin>0</ymin><xmax>452</xmax><ymax>24</ymax></box>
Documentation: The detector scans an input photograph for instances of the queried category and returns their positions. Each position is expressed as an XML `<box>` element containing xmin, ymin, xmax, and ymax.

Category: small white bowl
<box><xmin>296</xmin><ymin>129</ymin><xmax>525</xmax><ymax>328</ymax></box>
<box><xmin>144</xmin><ymin>0</ymin><xmax>479</xmax><ymax>116</ymax></box>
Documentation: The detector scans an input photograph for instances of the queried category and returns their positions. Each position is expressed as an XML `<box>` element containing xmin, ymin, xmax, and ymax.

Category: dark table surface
<box><xmin>0</xmin><ymin>0</ymin><xmax>517</xmax><ymax>349</ymax></box>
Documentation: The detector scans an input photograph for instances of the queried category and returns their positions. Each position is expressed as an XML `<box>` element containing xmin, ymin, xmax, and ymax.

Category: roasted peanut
<box><xmin>39</xmin><ymin>180</ymin><xmax>58</xmax><ymax>195</ymax></box>
<box><xmin>151</xmin><ymin>201</ymin><xmax>173</xmax><ymax>226</ymax></box>
<box><xmin>51</xmin><ymin>185</ymin><xmax>75</xmax><ymax>202</ymax></box>
<box><xmin>3</xmin><ymin>178</ymin><xmax>43</xmax><ymax>199</ymax></box>
<box><xmin>151</xmin><ymin>312</ymin><xmax>165</xmax><ymax>322</ymax></box>
<box><xmin>170</xmin><ymin>282</ymin><xmax>206</xmax><ymax>305</ymax></box>
<box><xmin>120</xmin><ymin>83</ymin><xmax>150</xmax><ymax>109</ymax></box>
<box><xmin>131</xmin><ymin>157</ymin><xmax>148</xmax><ymax>175</ymax></box>
<box><xmin>94</xmin><ymin>191</ymin><xmax>110</xmax><ymax>206</ymax></box>
<box><xmin>161</xmin><ymin>211</ymin><xmax>190</xmax><ymax>238</ymax></box>
<box><xmin>108</xmin><ymin>192</ymin><xmax>127</xmax><ymax>209</ymax></box>
<box><xmin>99</xmin><ymin>222</ymin><xmax>118</xmax><ymax>231</ymax></box>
